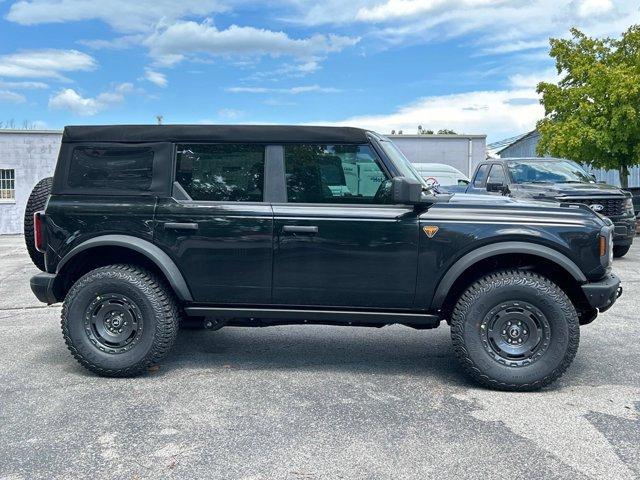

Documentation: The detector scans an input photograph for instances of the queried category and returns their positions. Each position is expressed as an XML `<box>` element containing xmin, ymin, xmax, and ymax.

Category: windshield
<box><xmin>507</xmin><ymin>160</ymin><xmax>594</xmax><ymax>184</ymax></box>
<box><xmin>375</xmin><ymin>136</ymin><xmax>430</xmax><ymax>189</ymax></box>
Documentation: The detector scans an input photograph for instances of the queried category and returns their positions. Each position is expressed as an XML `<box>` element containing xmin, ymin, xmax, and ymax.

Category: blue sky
<box><xmin>0</xmin><ymin>0</ymin><xmax>638</xmax><ymax>141</ymax></box>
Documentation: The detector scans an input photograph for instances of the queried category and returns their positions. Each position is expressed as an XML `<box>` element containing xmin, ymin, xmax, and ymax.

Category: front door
<box><xmin>272</xmin><ymin>143</ymin><xmax>419</xmax><ymax>309</ymax></box>
<box><xmin>154</xmin><ymin>143</ymin><xmax>273</xmax><ymax>304</ymax></box>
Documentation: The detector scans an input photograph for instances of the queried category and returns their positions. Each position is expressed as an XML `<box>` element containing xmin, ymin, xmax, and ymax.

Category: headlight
<box><xmin>623</xmin><ymin>197</ymin><xmax>634</xmax><ymax>214</ymax></box>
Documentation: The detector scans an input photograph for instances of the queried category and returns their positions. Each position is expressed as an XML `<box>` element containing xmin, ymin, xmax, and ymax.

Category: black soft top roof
<box><xmin>62</xmin><ymin>125</ymin><xmax>371</xmax><ymax>144</ymax></box>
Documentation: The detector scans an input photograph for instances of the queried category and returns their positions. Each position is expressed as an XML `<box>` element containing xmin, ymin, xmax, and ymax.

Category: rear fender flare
<box><xmin>56</xmin><ymin>235</ymin><xmax>193</xmax><ymax>301</ymax></box>
<box><xmin>430</xmin><ymin>241</ymin><xmax>587</xmax><ymax>310</ymax></box>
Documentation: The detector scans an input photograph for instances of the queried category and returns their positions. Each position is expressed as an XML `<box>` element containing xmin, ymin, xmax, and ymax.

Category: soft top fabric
<box><xmin>62</xmin><ymin>125</ymin><xmax>371</xmax><ymax>144</ymax></box>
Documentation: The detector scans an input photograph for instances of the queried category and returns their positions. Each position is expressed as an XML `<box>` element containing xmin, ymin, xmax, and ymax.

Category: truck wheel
<box><xmin>613</xmin><ymin>245</ymin><xmax>631</xmax><ymax>258</ymax></box>
<box><xmin>61</xmin><ymin>264</ymin><xmax>180</xmax><ymax>377</ymax></box>
<box><xmin>450</xmin><ymin>270</ymin><xmax>579</xmax><ymax>391</ymax></box>
<box><xmin>23</xmin><ymin>177</ymin><xmax>52</xmax><ymax>271</ymax></box>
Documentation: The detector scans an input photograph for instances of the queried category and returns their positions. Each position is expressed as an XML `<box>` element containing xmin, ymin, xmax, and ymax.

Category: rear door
<box><xmin>272</xmin><ymin>143</ymin><xmax>419</xmax><ymax>309</ymax></box>
<box><xmin>154</xmin><ymin>143</ymin><xmax>273</xmax><ymax>304</ymax></box>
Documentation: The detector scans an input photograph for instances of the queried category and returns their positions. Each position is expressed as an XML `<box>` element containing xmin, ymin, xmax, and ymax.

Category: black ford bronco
<box><xmin>28</xmin><ymin>125</ymin><xmax>622</xmax><ymax>390</ymax></box>
<box><xmin>465</xmin><ymin>157</ymin><xmax>636</xmax><ymax>257</ymax></box>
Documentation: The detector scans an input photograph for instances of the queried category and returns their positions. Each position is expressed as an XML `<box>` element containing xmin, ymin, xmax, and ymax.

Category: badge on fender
<box><xmin>423</xmin><ymin>225</ymin><xmax>439</xmax><ymax>238</ymax></box>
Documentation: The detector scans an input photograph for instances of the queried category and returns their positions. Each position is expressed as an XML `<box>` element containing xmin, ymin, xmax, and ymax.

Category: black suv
<box><xmin>28</xmin><ymin>125</ymin><xmax>622</xmax><ymax>391</ymax></box>
<box><xmin>466</xmin><ymin>157</ymin><xmax>636</xmax><ymax>257</ymax></box>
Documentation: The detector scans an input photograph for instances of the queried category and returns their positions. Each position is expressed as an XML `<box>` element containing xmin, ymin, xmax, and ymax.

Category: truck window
<box><xmin>284</xmin><ymin>144</ymin><xmax>390</xmax><ymax>204</ymax></box>
<box><xmin>487</xmin><ymin>165</ymin><xmax>506</xmax><ymax>185</ymax></box>
<box><xmin>175</xmin><ymin>144</ymin><xmax>265</xmax><ymax>202</ymax></box>
<box><xmin>68</xmin><ymin>147</ymin><xmax>154</xmax><ymax>191</ymax></box>
<box><xmin>473</xmin><ymin>164</ymin><xmax>489</xmax><ymax>187</ymax></box>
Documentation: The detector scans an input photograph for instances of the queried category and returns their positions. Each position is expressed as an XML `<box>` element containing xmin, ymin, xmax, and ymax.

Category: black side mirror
<box><xmin>591</xmin><ymin>174</ymin><xmax>597</xmax><ymax>182</ymax></box>
<box><xmin>487</xmin><ymin>182</ymin><xmax>508</xmax><ymax>194</ymax></box>
<box><xmin>392</xmin><ymin>176</ymin><xmax>424</xmax><ymax>205</ymax></box>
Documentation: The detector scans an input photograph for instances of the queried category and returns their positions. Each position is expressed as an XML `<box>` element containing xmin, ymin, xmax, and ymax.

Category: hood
<box><xmin>513</xmin><ymin>182</ymin><xmax>627</xmax><ymax>199</ymax></box>
<box><xmin>446</xmin><ymin>192</ymin><xmax>550</xmax><ymax>207</ymax></box>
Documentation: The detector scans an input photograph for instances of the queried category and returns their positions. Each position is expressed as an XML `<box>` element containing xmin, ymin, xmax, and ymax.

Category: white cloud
<box><xmin>0</xmin><ymin>80</ymin><xmax>49</xmax><ymax>89</ymax></box>
<box><xmin>575</xmin><ymin>0</ymin><xmax>613</xmax><ymax>17</ymax></box>
<box><xmin>355</xmin><ymin>0</ymin><xmax>499</xmax><ymax>22</ymax></box>
<box><xmin>7</xmin><ymin>0</ymin><xmax>227</xmax><ymax>33</ymax></box>
<box><xmin>48</xmin><ymin>83</ymin><xmax>133</xmax><ymax>115</ymax></box>
<box><xmin>289</xmin><ymin>0</ymin><xmax>639</xmax><ymax>56</ymax></box>
<box><xmin>508</xmin><ymin>68</ymin><xmax>559</xmax><ymax>89</ymax></box>
<box><xmin>217</xmin><ymin>108</ymin><xmax>245</xmax><ymax>119</ymax></box>
<box><xmin>0</xmin><ymin>49</ymin><xmax>96</xmax><ymax>79</ymax></box>
<box><xmin>320</xmin><ymin>88</ymin><xmax>543</xmax><ymax>141</ymax></box>
<box><xmin>227</xmin><ymin>84</ymin><xmax>340</xmax><ymax>94</ymax></box>
<box><xmin>78</xmin><ymin>34</ymin><xmax>145</xmax><ymax>50</ymax></box>
<box><xmin>145</xmin><ymin>20</ymin><xmax>359</xmax><ymax>66</ymax></box>
<box><xmin>143</xmin><ymin>69</ymin><xmax>168</xmax><ymax>87</ymax></box>
<box><xmin>0</xmin><ymin>90</ymin><xmax>27</xmax><ymax>103</ymax></box>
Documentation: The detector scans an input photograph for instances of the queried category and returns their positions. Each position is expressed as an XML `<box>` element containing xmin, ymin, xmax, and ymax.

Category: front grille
<box><xmin>560</xmin><ymin>197</ymin><xmax>625</xmax><ymax>217</ymax></box>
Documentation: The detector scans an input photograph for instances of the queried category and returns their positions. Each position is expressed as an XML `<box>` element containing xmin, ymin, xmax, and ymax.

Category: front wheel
<box><xmin>61</xmin><ymin>265</ymin><xmax>180</xmax><ymax>377</ymax></box>
<box><xmin>613</xmin><ymin>245</ymin><xmax>631</xmax><ymax>258</ymax></box>
<box><xmin>451</xmin><ymin>270</ymin><xmax>579</xmax><ymax>391</ymax></box>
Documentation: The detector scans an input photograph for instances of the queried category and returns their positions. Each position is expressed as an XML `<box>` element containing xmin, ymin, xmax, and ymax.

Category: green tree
<box><xmin>537</xmin><ymin>26</ymin><xmax>640</xmax><ymax>187</ymax></box>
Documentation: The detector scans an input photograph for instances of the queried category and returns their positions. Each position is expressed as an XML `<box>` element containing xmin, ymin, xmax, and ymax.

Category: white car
<box><xmin>412</xmin><ymin>163</ymin><xmax>470</xmax><ymax>187</ymax></box>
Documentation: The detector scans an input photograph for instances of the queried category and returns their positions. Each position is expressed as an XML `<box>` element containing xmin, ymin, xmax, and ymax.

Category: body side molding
<box><xmin>430</xmin><ymin>241</ymin><xmax>587</xmax><ymax>310</ymax></box>
<box><xmin>57</xmin><ymin>234</ymin><xmax>193</xmax><ymax>301</ymax></box>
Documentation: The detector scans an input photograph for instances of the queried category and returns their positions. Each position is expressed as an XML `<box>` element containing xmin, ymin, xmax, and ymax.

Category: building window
<box><xmin>0</xmin><ymin>169</ymin><xmax>15</xmax><ymax>202</ymax></box>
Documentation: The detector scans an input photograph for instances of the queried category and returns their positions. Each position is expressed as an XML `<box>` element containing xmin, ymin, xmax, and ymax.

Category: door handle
<box><xmin>282</xmin><ymin>225</ymin><xmax>318</xmax><ymax>234</ymax></box>
<box><xmin>164</xmin><ymin>222</ymin><xmax>199</xmax><ymax>230</ymax></box>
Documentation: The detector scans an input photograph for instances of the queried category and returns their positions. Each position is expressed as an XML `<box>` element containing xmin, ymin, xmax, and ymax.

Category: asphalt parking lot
<box><xmin>1</xmin><ymin>234</ymin><xmax>639</xmax><ymax>480</ymax></box>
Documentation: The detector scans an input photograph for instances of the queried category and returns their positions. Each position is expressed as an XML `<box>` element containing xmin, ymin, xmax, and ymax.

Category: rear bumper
<box><xmin>30</xmin><ymin>272</ymin><xmax>58</xmax><ymax>305</ymax></box>
<box><xmin>581</xmin><ymin>273</ymin><xmax>622</xmax><ymax>312</ymax></box>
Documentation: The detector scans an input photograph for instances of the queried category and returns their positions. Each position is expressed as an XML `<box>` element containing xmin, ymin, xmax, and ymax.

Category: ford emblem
<box><xmin>590</xmin><ymin>204</ymin><xmax>605</xmax><ymax>212</ymax></box>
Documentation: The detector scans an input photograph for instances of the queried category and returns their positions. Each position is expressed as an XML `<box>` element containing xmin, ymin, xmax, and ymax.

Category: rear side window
<box><xmin>176</xmin><ymin>144</ymin><xmax>265</xmax><ymax>202</ymax></box>
<box><xmin>284</xmin><ymin>144</ymin><xmax>390</xmax><ymax>204</ymax></box>
<box><xmin>68</xmin><ymin>147</ymin><xmax>154</xmax><ymax>191</ymax></box>
<box><xmin>473</xmin><ymin>164</ymin><xmax>489</xmax><ymax>187</ymax></box>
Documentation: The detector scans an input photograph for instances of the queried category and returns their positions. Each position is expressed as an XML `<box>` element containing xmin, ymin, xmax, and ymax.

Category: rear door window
<box><xmin>175</xmin><ymin>144</ymin><xmax>265</xmax><ymax>202</ymax></box>
<box><xmin>68</xmin><ymin>147</ymin><xmax>154</xmax><ymax>191</ymax></box>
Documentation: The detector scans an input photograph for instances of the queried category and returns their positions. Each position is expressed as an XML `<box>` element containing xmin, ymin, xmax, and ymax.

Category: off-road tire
<box><xmin>23</xmin><ymin>177</ymin><xmax>52</xmax><ymax>271</ymax></box>
<box><xmin>613</xmin><ymin>245</ymin><xmax>631</xmax><ymax>258</ymax></box>
<box><xmin>451</xmin><ymin>270</ymin><xmax>579</xmax><ymax>391</ymax></box>
<box><xmin>61</xmin><ymin>264</ymin><xmax>180</xmax><ymax>377</ymax></box>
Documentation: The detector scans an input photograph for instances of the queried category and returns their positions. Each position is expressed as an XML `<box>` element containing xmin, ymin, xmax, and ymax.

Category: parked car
<box><xmin>28</xmin><ymin>125</ymin><xmax>621</xmax><ymax>390</ymax></box>
<box><xmin>412</xmin><ymin>163</ymin><xmax>470</xmax><ymax>188</ymax></box>
<box><xmin>466</xmin><ymin>157</ymin><xmax>636</xmax><ymax>257</ymax></box>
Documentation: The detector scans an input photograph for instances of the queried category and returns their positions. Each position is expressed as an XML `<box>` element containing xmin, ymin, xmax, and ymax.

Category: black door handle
<box><xmin>282</xmin><ymin>225</ymin><xmax>318</xmax><ymax>234</ymax></box>
<box><xmin>164</xmin><ymin>222</ymin><xmax>199</xmax><ymax>230</ymax></box>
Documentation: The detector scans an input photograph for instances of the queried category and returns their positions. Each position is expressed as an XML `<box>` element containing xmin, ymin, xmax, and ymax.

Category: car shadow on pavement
<box><xmin>164</xmin><ymin>325</ymin><xmax>475</xmax><ymax>386</ymax></box>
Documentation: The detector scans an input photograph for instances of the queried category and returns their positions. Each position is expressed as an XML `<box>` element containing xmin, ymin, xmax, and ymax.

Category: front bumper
<box><xmin>30</xmin><ymin>272</ymin><xmax>59</xmax><ymax>305</ymax></box>
<box><xmin>611</xmin><ymin>216</ymin><xmax>636</xmax><ymax>246</ymax></box>
<box><xmin>581</xmin><ymin>273</ymin><xmax>622</xmax><ymax>312</ymax></box>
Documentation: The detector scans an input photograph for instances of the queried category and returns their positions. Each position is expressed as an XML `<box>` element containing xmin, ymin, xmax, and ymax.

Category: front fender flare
<box><xmin>430</xmin><ymin>241</ymin><xmax>587</xmax><ymax>311</ymax></box>
<box><xmin>57</xmin><ymin>235</ymin><xmax>193</xmax><ymax>301</ymax></box>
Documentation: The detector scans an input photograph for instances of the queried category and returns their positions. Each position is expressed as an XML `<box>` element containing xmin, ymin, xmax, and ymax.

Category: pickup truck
<box><xmin>461</xmin><ymin>157</ymin><xmax>636</xmax><ymax>257</ymax></box>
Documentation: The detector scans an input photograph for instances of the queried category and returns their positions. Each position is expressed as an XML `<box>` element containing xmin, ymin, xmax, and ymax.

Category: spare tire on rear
<box><xmin>24</xmin><ymin>177</ymin><xmax>52</xmax><ymax>271</ymax></box>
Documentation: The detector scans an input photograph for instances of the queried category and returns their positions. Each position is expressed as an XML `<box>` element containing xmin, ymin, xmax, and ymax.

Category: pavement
<box><xmin>0</xmin><ymin>234</ymin><xmax>639</xmax><ymax>480</ymax></box>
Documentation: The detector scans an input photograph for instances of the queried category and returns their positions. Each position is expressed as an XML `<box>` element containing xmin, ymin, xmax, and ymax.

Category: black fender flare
<box><xmin>56</xmin><ymin>235</ymin><xmax>193</xmax><ymax>301</ymax></box>
<box><xmin>430</xmin><ymin>241</ymin><xmax>587</xmax><ymax>310</ymax></box>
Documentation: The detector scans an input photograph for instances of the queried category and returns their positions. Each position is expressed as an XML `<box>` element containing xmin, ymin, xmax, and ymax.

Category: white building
<box><xmin>387</xmin><ymin>134</ymin><xmax>487</xmax><ymax>177</ymax></box>
<box><xmin>0</xmin><ymin>130</ymin><xmax>62</xmax><ymax>234</ymax></box>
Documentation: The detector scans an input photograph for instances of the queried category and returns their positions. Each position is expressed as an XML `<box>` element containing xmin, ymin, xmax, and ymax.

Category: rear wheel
<box><xmin>61</xmin><ymin>264</ymin><xmax>180</xmax><ymax>377</ymax></box>
<box><xmin>23</xmin><ymin>177</ymin><xmax>52</xmax><ymax>271</ymax></box>
<box><xmin>613</xmin><ymin>245</ymin><xmax>631</xmax><ymax>258</ymax></box>
<box><xmin>450</xmin><ymin>270</ymin><xmax>579</xmax><ymax>391</ymax></box>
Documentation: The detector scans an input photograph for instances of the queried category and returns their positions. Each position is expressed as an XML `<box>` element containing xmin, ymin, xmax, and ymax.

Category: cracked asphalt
<box><xmin>0</xmin><ymin>234</ymin><xmax>639</xmax><ymax>480</ymax></box>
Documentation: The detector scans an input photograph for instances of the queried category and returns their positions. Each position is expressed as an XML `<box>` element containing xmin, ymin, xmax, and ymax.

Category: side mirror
<box><xmin>591</xmin><ymin>174</ymin><xmax>597</xmax><ymax>182</ymax></box>
<box><xmin>487</xmin><ymin>182</ymin><xmax>508</xmax><ymax>194</ymax></box>
<box><xmin>392</xmin><ymin>176</ymin><xmax>424</xmax><ymax>205</ymax></box>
